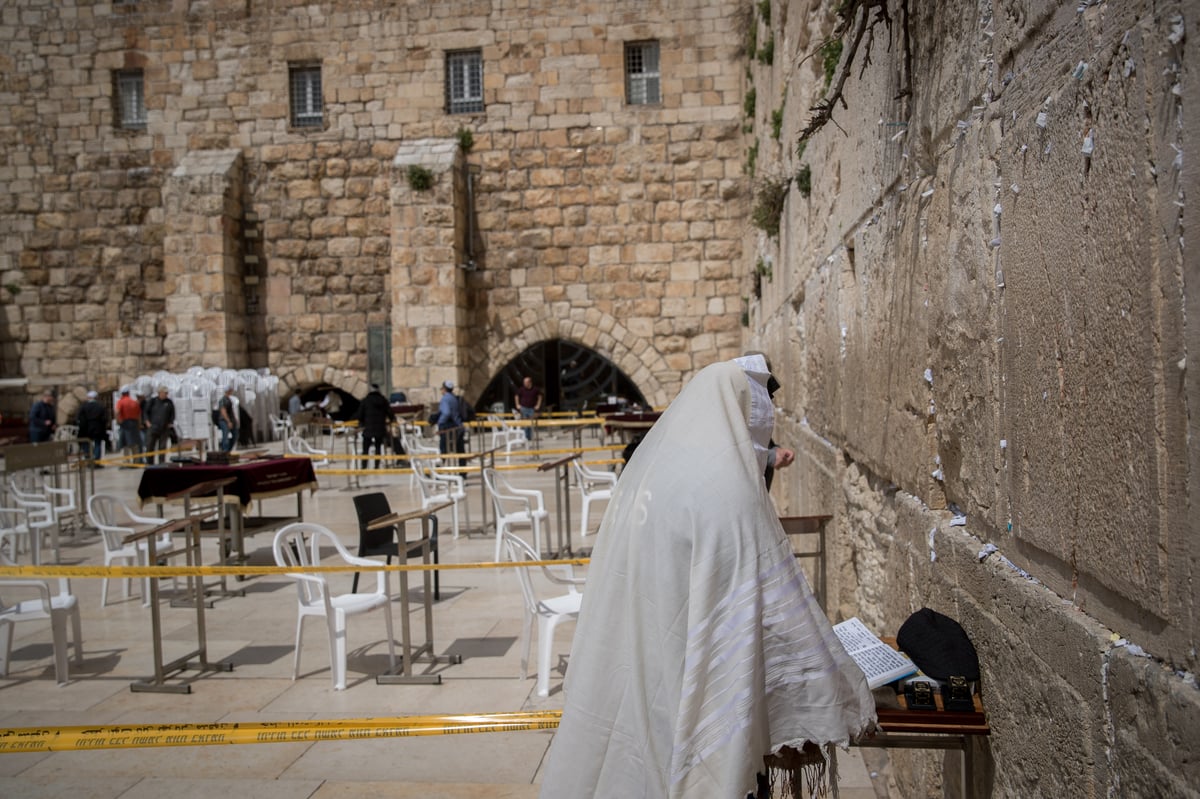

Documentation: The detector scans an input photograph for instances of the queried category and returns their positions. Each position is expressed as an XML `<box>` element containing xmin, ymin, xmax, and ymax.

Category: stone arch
<box><xmin>475</xmin><ymin>308</ymin><xmax>673</xmax><ymax>408</ymax></box>
<box><xmin>273</xmin><ymin>364</ymin><xmax>369</xmax><ymax>406</ymax></box>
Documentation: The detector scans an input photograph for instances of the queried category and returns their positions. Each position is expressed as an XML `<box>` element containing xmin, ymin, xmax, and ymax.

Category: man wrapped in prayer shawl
<box><xmin>539</xmin><ymin>355</ymin><xmax>875</xmax><ymax>799</ymax></box>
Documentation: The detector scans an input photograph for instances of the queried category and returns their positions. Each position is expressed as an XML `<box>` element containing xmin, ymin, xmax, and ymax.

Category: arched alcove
<box><xmin>476</xmin><ymin>340</ymin><xmax>649</xmax><ymax>413</ymax></box>
<box><xmin>470</xmin><ymin>308</ymin><xmax>673</xmax><ymax>410</ymax></box>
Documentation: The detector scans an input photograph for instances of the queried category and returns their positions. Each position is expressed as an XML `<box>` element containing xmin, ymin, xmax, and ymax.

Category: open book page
<box><xmin>833</xmin><ymin>617</ymin><xmax>918</xmax><ymax>689</ymax></box>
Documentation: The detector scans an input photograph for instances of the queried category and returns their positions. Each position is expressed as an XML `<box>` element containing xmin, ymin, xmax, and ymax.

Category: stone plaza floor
<box><xmin>0</xmin><ymin>430</ymin><xmax>895</xmax><ymax>798</ymax></box>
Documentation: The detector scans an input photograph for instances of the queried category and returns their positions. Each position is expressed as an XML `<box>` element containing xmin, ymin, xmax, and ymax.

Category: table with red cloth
<box><xmin>137</xmin><ymin>457</ymin><xmax>319</xmax><ymax>570</ymax></box>
<box><xmin>138</xmin><ymin>457</ymin><xmax>317</xmax><ymax>508</ymax></box>
<box><xmin>601</xmin><ymin>411</ymin><xmax>662</xmax><ymax>444</ymax></box>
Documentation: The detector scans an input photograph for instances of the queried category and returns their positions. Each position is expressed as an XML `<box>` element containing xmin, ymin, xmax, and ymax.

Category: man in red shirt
<box><xmin>115</xmin><ymin>388</ymin><xmax>143</xmax><ymax>465</ymax></box>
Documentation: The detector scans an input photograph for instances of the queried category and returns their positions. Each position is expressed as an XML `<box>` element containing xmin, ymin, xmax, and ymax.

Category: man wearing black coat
<box><xmin>356</xmin><ymin>384</ymin><xmax>395</xmax><ymax>470</ymax></box>
<box><xmin>77</xmin><ymin>390</ymin><xmax>108</xmax><ymax>464</ymax></box>
<box><xmin>143</xmin><ymin>386</ymin><xmax>177</xmax><ymax>464</ymax></box>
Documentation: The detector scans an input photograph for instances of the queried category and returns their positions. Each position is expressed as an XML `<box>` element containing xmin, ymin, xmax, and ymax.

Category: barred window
<box><xmin>624</xmin><ymin>41</ymin><xmax>661</xmax><ymax>106</ymax></box>
<box><xmin>445</xmin><ymin>49</ymin><xmax>484</xmax><ymax>114</ymax></box>
<box><xmin>115</xmin><ymin>69</ymin><xmax>146</xmax><ymax>129</ymax></box>
<box><xmin>289</xmin><ymin>64</ymin><xmax>323</xmax><ymax>128</ymax></box>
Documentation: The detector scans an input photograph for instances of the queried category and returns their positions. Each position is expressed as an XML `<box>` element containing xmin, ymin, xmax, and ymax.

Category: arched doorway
<box><xmin>476</xmin><ymin>340</ymin><xmax>647</xmax><ymax>413</ymax></box>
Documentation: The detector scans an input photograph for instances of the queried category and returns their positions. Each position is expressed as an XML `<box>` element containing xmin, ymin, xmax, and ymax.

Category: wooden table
<box><xmin>779</xmin><ymin>515</ymin><xmax>830</xmax><ymax>611</ymax></box>
<box><xmin>768</xmin><ymin>631</ymin><xmax>990</xmax><ymax>797</ymax></box>
<box><xmin>765</xmin><ymin>685</ymin><xmax>989</xmax><ymax>797</ymax></box>
<box><xmin>138</xmin><ymin>458</ymin><xmax>318</xmax><ymax>598</ymax></box>
<box><xmin>601</xmin><ymin>411</ymin><xmax>661</xmax><ymax>445</ymax></box>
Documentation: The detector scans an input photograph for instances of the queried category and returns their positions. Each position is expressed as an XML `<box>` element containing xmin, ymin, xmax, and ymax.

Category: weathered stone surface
<box><xmin>749</xmin><ymin>1</ymin><xmax>1198</xmax><ymax>797</ymax></box>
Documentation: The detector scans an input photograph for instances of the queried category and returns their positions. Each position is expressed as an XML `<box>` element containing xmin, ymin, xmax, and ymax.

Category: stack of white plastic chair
<box><xmin>174</xmin><ymin>376</ymin><xmax>214</xmax><ymax>443</ymax></box>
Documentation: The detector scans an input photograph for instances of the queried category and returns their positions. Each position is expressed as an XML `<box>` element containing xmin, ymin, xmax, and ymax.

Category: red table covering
<box><xmin>137</xmin><ymin>457</ymin><xmax>318</xmax><ymax>508</ymax></box>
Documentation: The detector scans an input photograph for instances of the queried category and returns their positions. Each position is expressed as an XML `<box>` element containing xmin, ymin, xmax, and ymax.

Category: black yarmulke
<box><xmin>896</xmin><ymin>607</ymin><xmax>980</xmax><ymax>682</ymax></box>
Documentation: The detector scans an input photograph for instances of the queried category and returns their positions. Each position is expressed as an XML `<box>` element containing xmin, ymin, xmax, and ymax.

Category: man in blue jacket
<box><xmin>434</xmin><ymin>380</ymin><xmax>463</xmax><ymax>455</ymax></box>
<box><xmin>28</xmin><ymin>391</ymin><xmax>56</xmax><ymax>443</ymax></box>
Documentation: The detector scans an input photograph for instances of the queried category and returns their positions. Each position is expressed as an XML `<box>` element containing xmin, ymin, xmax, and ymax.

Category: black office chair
<box><xmin>351</xmin><ymin>492</ymin><xmax>440</xmax><ymax>599</ymax></box>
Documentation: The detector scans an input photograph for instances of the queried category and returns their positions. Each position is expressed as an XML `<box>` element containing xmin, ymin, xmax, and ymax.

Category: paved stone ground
<box><xmin>0</xmin><ymin>429</ymin><xmax>896</xmax><ymax>797</ymax></box>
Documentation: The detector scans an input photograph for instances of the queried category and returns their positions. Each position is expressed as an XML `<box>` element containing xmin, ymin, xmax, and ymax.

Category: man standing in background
<box><xmin>515</xmin><ymin>375</ymin><xmax>542</xmax><ymax>441</ymax></box>
<box><xmin>144</xmin><ymin>386</ymin><xmax>177</xmax><ymax>464</ymax></box>
<box><xmin>77</xmin><ymin>390</ymin><xmax>108</xmax><ymax>464</ymax></box>
<box><xmin>28</xmin><ymin>391</ymin><xmax>56</xmax><ymax>443</ymax></box>
<box><xmin>116</xmin><ymin>388</ymin><xmax>143</xmax><ymax>465</ymax></box>
<box><xmin>356</xmin><ymin>383</ymin><xmax>395</xmax><ymax>469</ymax></box>
<box><xmin>435</xmin><ymin>380</ymin><xmax>463</xmax><ymax>455</ymax></box>
<box><xmin>217</xmin><ymin>387</ymin><xmax>239</xmax><ymax>453</ymax></box>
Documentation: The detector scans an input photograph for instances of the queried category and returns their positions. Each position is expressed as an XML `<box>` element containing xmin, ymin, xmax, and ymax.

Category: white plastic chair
<box><xmin>0</xmin><ymin>578</ymin><xmax>83</xmax><ymax>685</ymax></box>
<box><xmin>0</xmin><ymin>507</ymin><xmax>31</xmax><ymax>565</ymax></box>
<box><xmin>86</xmin><ymin>494</ymin><xmax>170</xmax><ymax>607</ymax></box>
<box><xmin>573</xmin><ymin>459</ymin><xmax>616</xmax><ymax>539</ymax></box>
<box><xmin>483</xmin><ymin>467</ymin><xmax>550</xmax><ymax>562</ymax></box>
<box><xmin>502</xmin><ymin>531</ymin><xmax>584</xmax><ymax>698</ymax></box>
<box><xmin>487</xmin><ymin>414</ymin><xmax>528</xmax><ymax>461</ymax></box>
<box><xmin>0</xmin><ymin>512</ymin><xmax>82</xmax><ymax>685</ymax></box>
<box><xmin>412</xmin><ymin>463</ymin><xmax>468</xmax><ymax>540</ymax></box>
<box><xmin>400</xmin><ymin>427</ymin><xmax>441</xmax><ymax>487</ymax></box>
<box><xmin>6</xmin><ymin>479</ymin><xmax>58</xmax><ymax>563</ymax></box>
<box><xmin>286</xmin><ymin>434</ymin><xmax>329</xmax><ymax>468</ymax></box>
<box><xmin>42</xmin><ymin>478</ymin><xmax>80</xmax><ymax>535</ymax></box>
<box><xmin>269</xmin><ymin>412</ymin><xmax>293</xmax><ymax>441</ymax></box>
<box><xmin>272</xmin><ymin>523</ymin><xmax>396</xmax><ymax>690</ymax></box>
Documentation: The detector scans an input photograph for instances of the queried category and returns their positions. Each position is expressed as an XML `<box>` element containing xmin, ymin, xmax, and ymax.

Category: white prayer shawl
<box><xmin>539</xmin><ymin>359</ymin><xmax>875</xmax><ymax>799</ymax></box>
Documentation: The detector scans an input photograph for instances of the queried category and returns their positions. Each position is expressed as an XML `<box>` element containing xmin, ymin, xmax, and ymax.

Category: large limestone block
<box><xmin>996</xmin><ymin>7</ymin><xmax>1188</xmax><ymax>628</ymax></box>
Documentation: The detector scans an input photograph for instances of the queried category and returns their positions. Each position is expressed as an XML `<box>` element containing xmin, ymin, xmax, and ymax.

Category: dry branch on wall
<box><xmin>798</xmin><ymin>0</ymin><xmax>911</xmax><ymax>144</ymax></box>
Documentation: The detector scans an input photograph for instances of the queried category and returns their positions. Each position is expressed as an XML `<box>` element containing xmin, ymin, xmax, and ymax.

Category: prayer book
<box><xmin>832</xmin><ymin>617</ymin><xmax>918</xmax><ymax>689</ymax></box>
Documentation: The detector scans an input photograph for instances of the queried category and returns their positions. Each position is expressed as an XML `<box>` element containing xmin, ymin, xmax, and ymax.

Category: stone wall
<box><xmin>0</xmin><ymin>0</ymin><xmax>750</xmax><ymax>413</ymax></box>
<box><xmin>749</xmin><ymin>1</ymin><xmax>1198</xmax><ymax>795</ymax></box>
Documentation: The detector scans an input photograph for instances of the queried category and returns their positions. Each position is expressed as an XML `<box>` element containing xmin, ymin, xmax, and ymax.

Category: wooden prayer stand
<box><xmin>370</xmin><ymin>502</ymin><xmax>462</xmax><ymax>685</ymax></box>
<box><xmin>126</xmin><ymin>515</ymin><xmax>233</xmax><ymax>693</ymax></box>
<box><xmin>538</xmin><ymin>453</ymin><xmax>578</xmax><ymax>557</ymax></box>
<box><xmin>162</xmin><ymin>476</ymin><xmax>240</xmax><ymax>604</ymax></box>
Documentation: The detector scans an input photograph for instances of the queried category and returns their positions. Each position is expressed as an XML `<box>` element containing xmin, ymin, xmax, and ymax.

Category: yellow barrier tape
<box><xmin>0</xmin><ymin>711</ymin><xmax>563</xmax><ymax>752</ymax></box>
<box><xmin>0</xmin><ymin>557</ymin><xmax>588</xmax><ymax>579</ymax></box>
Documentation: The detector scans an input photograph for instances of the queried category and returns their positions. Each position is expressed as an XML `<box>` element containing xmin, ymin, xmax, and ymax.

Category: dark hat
<box><xmin>896</xmin><ymin>608</ymin><xmax>980</xmax><ymax>682</ymax></box>
<box><xmin>370</xmin><ymin>383</ymin><xmax>380</xmax><ymax>391</ymax></box>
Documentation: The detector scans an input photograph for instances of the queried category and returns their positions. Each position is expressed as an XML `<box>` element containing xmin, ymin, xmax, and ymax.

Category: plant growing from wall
<box><xmin>751</xmin><ymin>258</ymin><xmax>773</xmax><ymax>300</ymax></box>
<box><xmin>746</xmin><ymin>141</ymin><xmax>759</xmax><ymax>175</ymax></box>
<box><xmin>757</xmin><ymin>0</ymin><xmax>771</xmax><ymax>25</ymax></box>
<box><xmin>797</xmin><ymin>0</ymin><xmax>912</xmax><ymax>145</ymax></box>
<box><xmin>795</xmin><ymin>164</ymin><xmax>812</xmax><ymax>198</ymax></box>
<box><xmin>757</xmin><ymin>35</ymin><xmax>774</xmax><ymax>65</ymax></box>
<box><xmin>820</xmin><ymin>39</ymin><xmax>843</xmax><ymax>92</ymax></box>
<box><xmin>751</xmin><ymin>174</ymin><xmax>790</xmax><ymax>238</ymax></box>
<box><xmin>755</xmin><ymin>256</ymin><xmax>773</xmax><ymax>282</ymax></box>
<box><xmin>406</xmin><ymin>164</ymin><xmax>434</xmax><ymax>191</ymax></box>
<box><xmin>456</xmin><ymin>127</ymin><xmax>474</xmax><ymax>152</ymax></box>
<box><xmin>771</xmin><ymin>106</ymin><xmax>784</xmax><ymax>140</ymax></box>
<box><xmin>744</xmin><ymin>87</ymin><xmax>756</xmax><ymax>119</ymax></box>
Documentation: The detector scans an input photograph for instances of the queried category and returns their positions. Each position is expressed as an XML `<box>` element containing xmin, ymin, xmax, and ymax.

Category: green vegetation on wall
<box><xmin>406</xmin><ymin>164</ymin><xmax>434</xmax><ymax>191</ymax></box>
